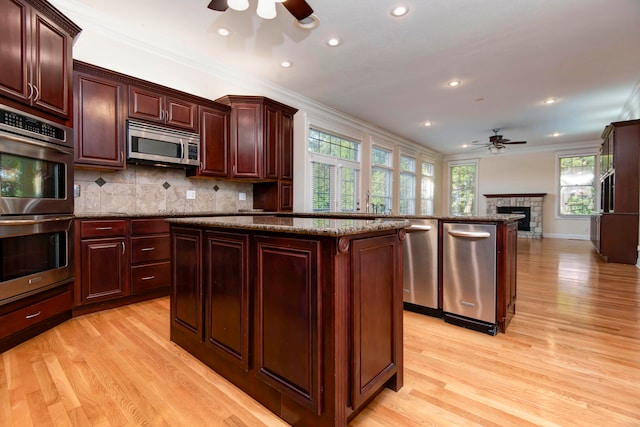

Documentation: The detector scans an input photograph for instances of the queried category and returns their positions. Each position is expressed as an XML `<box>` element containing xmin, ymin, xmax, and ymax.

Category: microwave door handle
<box><xmin>180</xmin><ymin>139</ymin><xmax>186</xmax><ymax>161</ymax></box>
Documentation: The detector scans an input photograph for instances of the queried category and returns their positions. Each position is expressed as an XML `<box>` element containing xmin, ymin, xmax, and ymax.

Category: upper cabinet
<box><xmin>0</xmin><ymin>0</ymin><xmax>81</xmax><ymax>122</ymax></box>
<box><xmin>74</xmin><ymin>61</ymin><xmax>128</xmax><ymax>170</ymax></box>
<box><xmin>216</xmin><ymin>95</ymin><xmax>297</xmax><ymax>180</ymax></box>
<box><xmin>129</xmin><ymin>86</ymin><xmax>197</xmax><ymax>131</ymax></box>
<box><xmin>187</xmin><ymin>104</ymin><xmax>231</xmax><ymax>178</ymax></box>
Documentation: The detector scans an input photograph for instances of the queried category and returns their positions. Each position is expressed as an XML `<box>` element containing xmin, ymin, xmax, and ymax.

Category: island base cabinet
<box><xmin>170</xmin><ymin>225</ymin><xmax>404</xmax><ymax>427</ymax></box>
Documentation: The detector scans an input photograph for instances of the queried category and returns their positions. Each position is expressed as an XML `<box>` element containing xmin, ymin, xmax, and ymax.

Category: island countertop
<box><xmin>166</xmin><ymin>215</ymin><xmax>410</xmax><ymax>236</ymax></box>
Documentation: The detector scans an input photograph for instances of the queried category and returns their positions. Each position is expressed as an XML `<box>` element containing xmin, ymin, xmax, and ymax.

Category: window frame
<box><xmin>420</xmin><ymin>160</ymin><xmax>435</xmax><ymax>215</ymax></box>
<box><xmin>555</xmin><ymin>150</ymin><xmax>598</xmax><ymax>219</ymax></box>
<box><xmin>370</xmin><ymin>144</ymin><xmax>394</xmax><ymax>213</ymax></box>
<box><xmin>399</xmin><ymin>153</ymin><xmax>417</xmax><ymax>215</ymax></box>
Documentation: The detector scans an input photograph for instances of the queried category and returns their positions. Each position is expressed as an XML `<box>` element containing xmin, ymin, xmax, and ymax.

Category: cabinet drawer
<box><xmin>80</xmin><ymin>220</ymin><xmax>127</xmax><ymax>238</ymax></box>
<box><xmin>131</xmin><ymin>236</ymin><xmax>170</xmax><ymax>263</ymax></box>
<box><xmin>131</xmin><ymin>218</ymin><xmax>170</xmax><ymax>235</ymax></box>
<box><xmin>131</xmin><ymin>262</ymin><xmax>171</xmax><ymax>293</ymax></box>
<box><xmin>0</xmin><ymin>291</ymin><xmax>72</xmax><ymax>339</ymax></box>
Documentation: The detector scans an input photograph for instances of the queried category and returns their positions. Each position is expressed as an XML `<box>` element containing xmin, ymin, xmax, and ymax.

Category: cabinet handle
<box><xmin>141</xmin><ymin>275</ymin><xmax>155</xmax><ymax>281</ymax></box>
<box><xmin>32</xmin><ymin>84</ymin><xmax>39</xmax><ymax>102</ymax></box>
<box><xmin>25</xmin><ymin>311</ymin><xmax>42</xmax><ymax>319</ymax></box>
<box><xmin>27</xmin><ymin>82</ymin><xmax>33</xmax><ymax>100</ymax></box>
<box><xmin>141</xmin><ymin>247</ymin><xmax>155</xmax><ymax>252</ymax></box>
<box><xmin>121</xmin><ymin>242</ymin><xmax>125</xmax><ymax>254</ymax></box>
<box><xmin>95</xmin><ymin>227</ymin><xmax>113</xmax><ymax>230</ymax></box>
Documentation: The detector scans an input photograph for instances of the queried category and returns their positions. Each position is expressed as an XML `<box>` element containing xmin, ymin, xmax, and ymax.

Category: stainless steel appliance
<box><xmin>0</xmin><ymin>104</ymin><xmax>73</xmax><ymax>215</ymax></box>
<box><xmin>127</xmin><ymin>120</ymin><xmax>199</xmax><ymax>168</ymax></box>
<box><xmin>0</xmin><ymin>104</ymin><xmax>74</xmax><ymax>306</ymax></box>
<box><xmin>402</xmin><ymin>218</ymin><xmax>440</xmax><ymax>317</ymax></box>
<box><xmin>442</xmin><ymin>222</ymin><xmax>497</xmax><ymax>335</ymax></box>
<box><xmin>0</xmin><ymin>214</ymin><xmax>73</xmax><ymax>305</ymax></box>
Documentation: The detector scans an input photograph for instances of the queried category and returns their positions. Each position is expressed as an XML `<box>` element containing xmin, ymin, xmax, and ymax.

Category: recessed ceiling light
<box><xmin>448</xmin><ymin>80</ymin><xmax>461</xmax><ymax>87</ymax></box>
<box><xmin>280</xmin><ymin>60</ymin><xmax>293</xmax><ymax>68</ymax></box>
<box><xmin>552</xmin><ymin>132</ymin><xmax>561</xmax><ymax>137</ymax></box>
<box><xmin>544</xmin><ymin>98</ymin><xmax>557</xmax><ymax>104</ymax></box>
<box><xmin>391</xmin><ymin>6</ymin><xmax>408</xmax><ymax>17</ymax></box>
<box><xmin>462</xmin><ymin>144</ymin><xmax>469</xmax><ymax>148</ymax></box>
<box><xmin>217</xmin><ymin>27</ymin><xmax>231</xmax><ymax>36</ymax></box>
<box><xmin>326</xmin><ymin>37</ymin><xmax>341</xmax><ymax>47</ymax></box>
<box><xmin>424</xmin><ymin>121</ymin><xmax>432</xmax><ymax>127</ymax></box>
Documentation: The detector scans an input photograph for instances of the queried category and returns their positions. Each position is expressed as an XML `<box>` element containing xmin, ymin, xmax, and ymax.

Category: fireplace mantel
<box><xmin>484</xmin><ymin>193</ymin><xmax>547</xmax><ymax>198</ymax></box>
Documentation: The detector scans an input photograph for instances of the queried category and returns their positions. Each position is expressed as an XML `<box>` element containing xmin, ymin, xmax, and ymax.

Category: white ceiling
<box><xmin>52</xmin><ymin>0</ymin><xmax>640</xmax><ymax>155</ymax></box>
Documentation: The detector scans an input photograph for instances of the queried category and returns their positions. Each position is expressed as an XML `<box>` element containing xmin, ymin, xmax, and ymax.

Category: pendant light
<box><xmin>228</xmin><ymin>0</ymin><xmax>249</xmax><ymax>11</ymax></box>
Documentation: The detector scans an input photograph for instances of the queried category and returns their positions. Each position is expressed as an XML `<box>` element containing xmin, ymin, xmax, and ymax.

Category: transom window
<box><xmin>308</xmin><ymin>128</ymin><xmax>360</xmax><ymax>212</ymax></box>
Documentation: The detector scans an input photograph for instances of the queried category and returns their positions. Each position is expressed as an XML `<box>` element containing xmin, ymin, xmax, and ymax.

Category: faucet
<box><xmin>365</xmin><ymin>190</ymin><xmax>370</xmax><ymax>213</ymax></box>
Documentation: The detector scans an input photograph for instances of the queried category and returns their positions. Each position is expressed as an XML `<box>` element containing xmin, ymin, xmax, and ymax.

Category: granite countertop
<box><xmin>166</xmin><ymin>215</ymin><xmax>410</xmax><ymax>236</ymax></box>
<box><xmin>75</xmin><ymin>211</ymin><xmax>523</xmax><ymax>223</ymax></box>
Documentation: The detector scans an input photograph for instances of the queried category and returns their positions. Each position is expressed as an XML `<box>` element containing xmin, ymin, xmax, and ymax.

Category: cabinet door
<box><xmin>0</xmin><ymin>0</ymin><xmax>30</xmax><ymax>104</ymax></box>
<box><xmin>198</xmin><ymin>106</ymin><xmax>229</xmax><ymax>177</ymax></box>
<box><xmin>31</xmin><ymin>11</ymin><xmax>71</xmax><ymax>118</ymax></box>
<box><xmin>278</xmin><ymin>180</ymin><xmax>293</xmax><ymax>211</ymax></box>
<box><xmin>129</xmin><ymin>86</ymin><xmax>164</xmax><ymax>123</ymax></box>
<box><xmin>204</xmin><ymin>231</ymin><xmax>250</xmax><ymax>370</ymax></box>
<box><xmin>280</xmin><ymin>110</ymin><xmax>294</xmax><ymax>180</ymax></box>
<box><xmin>74</xmin><ymin>71</ymin><xmax>127</xmax><ymax>169</ymax></box>
<box><xmin>171</xmin><ymin>227</ymin><xmax>203</xmax><ymax>339</ymax></box>
<box><xmin>80</xmin><ymin>237</ymin><xmax>127</xmax><ymax>303</ymax></box>
<box><xmin>351</xmin><ymin>234</ymin><xmax>402</xmax><ymax>410</ymax></box>
<box><xmin>264</xmin><ymin>104</ymin><xmax>280</xmax><ymax>179</ymax></box>
<box><xmin>165</xmin><ymin>96</ymin><xmax>196</xmax><ymax>131</ymax></box>
<box><xmin>231</xmin><ymin>103</ymin><xmax>262</xmax><ymax>178</ymax></box>
<box><xmin>254</xmin><ymin>236</ymin><xmax>321</xmax><ymax>413</ymax></box>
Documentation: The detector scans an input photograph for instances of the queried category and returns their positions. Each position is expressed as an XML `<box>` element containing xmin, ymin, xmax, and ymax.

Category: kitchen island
<box><xmin>167</xmin><ymin>215</ymin><xmax>408</xmax><ymax>427</ymax></box>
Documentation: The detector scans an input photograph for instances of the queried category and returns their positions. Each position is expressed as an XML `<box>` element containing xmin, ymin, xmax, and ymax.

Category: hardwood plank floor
<box><xmin>1</xmin><ymin>238</ymin><xmax>639</xmax><ymax>426</ymax></box>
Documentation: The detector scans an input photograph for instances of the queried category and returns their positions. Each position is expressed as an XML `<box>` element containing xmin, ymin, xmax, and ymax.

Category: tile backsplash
<box><xmin>74</xmin><ymin>165</ymin><xmax>254</xmax><ymax>214</ymax></box>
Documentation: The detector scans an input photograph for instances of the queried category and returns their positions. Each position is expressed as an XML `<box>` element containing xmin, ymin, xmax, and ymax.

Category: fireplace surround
<box><xmin>485</xmin><ymin>193</ymin><xmax>547</xmax><ymax>238</ymax></box>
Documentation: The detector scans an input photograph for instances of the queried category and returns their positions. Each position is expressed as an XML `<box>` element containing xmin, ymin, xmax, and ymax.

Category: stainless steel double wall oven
<box><xmin>0</xmin><ymin>104</ymin><xmax>74</xmax><ymax>305</ymax></box>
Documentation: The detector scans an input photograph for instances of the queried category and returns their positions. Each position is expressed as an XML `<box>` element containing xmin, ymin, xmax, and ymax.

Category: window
<box><xmin>559</xmin><ymin>155</ymin><xmax>596</xmax><ymax>216</ymax></box>
<box><xmin>421</xmin><ymin>161</ymin><xmax>435</xmax><ymax>215</ymax></box>
<box><xmin>308</xmin><ymin>128</ymin><xmax>360</xmax><ymax>212</ymax></box>
<box><xmin>399</xmin><ymin>154</ymin><xmax>416</xmax><ymax>214</ymax></box>
<box><xmin>371</xmin><ymin>146</ymin><xmax>393</xmax><ymax>213</ymax></box>
<box><xmin>449</xmin><ymin>162</ymin><xmax>477</xmax><ymax>215</ymax></box>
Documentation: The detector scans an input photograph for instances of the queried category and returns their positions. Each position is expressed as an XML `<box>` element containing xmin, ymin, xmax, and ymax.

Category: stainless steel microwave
<box><xmin>127</xmin><ymin>120</ymin><xmax>200</xmax><ymax>168</ymax></box>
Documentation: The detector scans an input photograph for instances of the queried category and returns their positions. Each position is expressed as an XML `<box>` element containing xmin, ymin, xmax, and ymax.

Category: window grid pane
<box><xmin>559</xmin><ymin>155</ymin><xmax>595</xmax><ymax>216</ymax></box>
<box><xmin>311</xmin><ymin>162</ymin><xmax>333</xmax><ymax>212</ymax></box>
<box><xmin>308</xmin><ymin>128</ymin><xmax>359</xmax><ymax>161</ymax></box>
<box><xmin>399</xmin><ymin>155</ymin><xmax>416</xmax><ymax>214</ymax></box>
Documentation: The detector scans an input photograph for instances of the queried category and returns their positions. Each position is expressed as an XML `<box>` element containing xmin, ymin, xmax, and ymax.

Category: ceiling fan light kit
<box><xmin>472</xmin><ymin>128</ymin><xmax>527</xmax><ymax>153</ymax></box>
<box><xmin>208</xmin><ymin>0</ymin><xmax>315</xmax><ymax>23</ymax></box>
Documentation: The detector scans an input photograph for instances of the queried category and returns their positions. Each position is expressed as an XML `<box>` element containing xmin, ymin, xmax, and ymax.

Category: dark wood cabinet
<box><xmin>215</xmin><ymin>96</ymin><xmax>297</xmax><ymax>208</ymax></box>
<box><xmin>0</xmin><ymin>0</ymin><xmax>80</xmax><ymax>121</ymax></box>
<box><xmin>77</xmin><ymin>220</ymin><xmax>128</xmax><ymax>304</ymax></box>
<box><xmin>75</xmin><ymin>217</ymin><xmax>171</xmax><ymax>314</ymax></box>
<box><xmin>129</xmin><ymin>85</ymin><xmax>197</xmax><ymax>131</ymax></box>
<box><xmin>74</xmin><ymin>62</ymin><xmax>127</xmax><ymax>169</ymax></box>
<box><xmin>591</xmin><ymin>119</ymin><xmax>640</xmax><ymax>264</ymax></box>
<box><xmin>186</xmin><ymin>104</ymin><xmax>231</xmax><ymax>178</ymax></box>
<box><xmin>170</xmin><ymin>222</ymin><xmax>403</xmax><ymax>427</ymax></box>
<box><xmin>130</xmin><ymin>218</ymin><xmax>170</xmax><ymax>294</ymax></box>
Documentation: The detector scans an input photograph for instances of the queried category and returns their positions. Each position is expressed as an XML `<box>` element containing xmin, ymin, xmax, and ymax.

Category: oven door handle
<box><xmin>2</xmin><ymin>131</ymin><xmax>71</xmax><ymax>155</ymax></box>
<box><xmin>0</xmin><ymin>215</ymin><xmax>74</xmax><ymax>226</ymax></box>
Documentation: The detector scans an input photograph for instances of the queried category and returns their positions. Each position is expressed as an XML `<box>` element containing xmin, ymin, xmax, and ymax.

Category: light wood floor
<box><xmin>1</xmin><ymin>238</ymin><xmax>639</xmax><ymax>426</ymax></box>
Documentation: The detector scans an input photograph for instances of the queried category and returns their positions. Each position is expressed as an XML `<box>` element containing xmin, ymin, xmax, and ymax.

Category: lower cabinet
<box><xmin>170</xmin><ymin>225</ymin><xmax>403</xmax><ymax>426</ymax></box>
<box><xmin>75</xmin><ymin>217</ymin><xmax>170</xmax><ymax>313</ymax></box>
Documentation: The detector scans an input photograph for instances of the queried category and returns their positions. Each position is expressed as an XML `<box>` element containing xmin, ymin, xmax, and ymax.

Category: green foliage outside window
<box><xmin>559</xmin><ymin>155</ymin><xmax>595</xmax><ymax>216</ymax></box>
<box><xmin>450</xmin><ymin>164</ymin><xmax>476</xmax><ymax>215</ymax></box>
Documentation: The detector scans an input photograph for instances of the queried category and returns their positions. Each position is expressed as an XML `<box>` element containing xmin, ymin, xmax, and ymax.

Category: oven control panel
<box><xmin>0</xmin><ymin>105</ymin><xmax>68</xmax><ymax>144</ymax></box>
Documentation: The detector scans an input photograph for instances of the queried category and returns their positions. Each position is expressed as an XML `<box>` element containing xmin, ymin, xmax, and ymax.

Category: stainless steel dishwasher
<box><xmin>442</xmin><ymin>222</ymin><xmax>497</xmax><ymax>335</ymax></box>
<box><xmin>402</xmin><ymin>219</ymin><xmax>440</xmax><ymax>317</ymax></box>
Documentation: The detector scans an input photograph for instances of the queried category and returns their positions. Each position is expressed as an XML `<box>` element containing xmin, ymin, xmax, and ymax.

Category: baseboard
<box><xmin>540</xmin><ymin>233</ymin><xmax>590</xmax><ymax>240</ymax></box>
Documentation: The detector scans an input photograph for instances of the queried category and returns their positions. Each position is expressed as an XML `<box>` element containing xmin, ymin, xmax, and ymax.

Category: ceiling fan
<box><xmin>207</xmin><ymin>0</ymin><xmax>314</xmax><ymax>22</ymax></box>
<box><xmin>473</xmin><ymin>129</ymin><xmax>527</xmax><ymax>153</ymax></box>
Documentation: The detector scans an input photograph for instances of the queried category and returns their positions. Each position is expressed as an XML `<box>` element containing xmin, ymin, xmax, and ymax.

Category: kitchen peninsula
<box><xmin>167</xmin><ymin>215</ymin><xmax>408</xmax><ymax>427</ymax></box>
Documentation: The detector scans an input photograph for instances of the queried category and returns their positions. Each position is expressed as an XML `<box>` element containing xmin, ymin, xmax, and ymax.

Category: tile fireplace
<box><xmin>485</xmin><ymin>193</ymin><xmax>547</xmax><ymax>238</ymax></box>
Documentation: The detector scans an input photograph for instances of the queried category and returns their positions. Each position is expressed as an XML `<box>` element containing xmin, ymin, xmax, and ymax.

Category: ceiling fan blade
<box><xmin>281</xmin><ymin>0</ymin><xmax>314</xmax><ymax>21</ymax></box>
<box><xmin>208</xmin><ymin>0</ymin><xmax>228</xmax><ymax>11</ymax></box>
<box><xmin>503</xmin><ymin>141</ymin><xmax>527</xmax><ymax>145</ymax></box>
